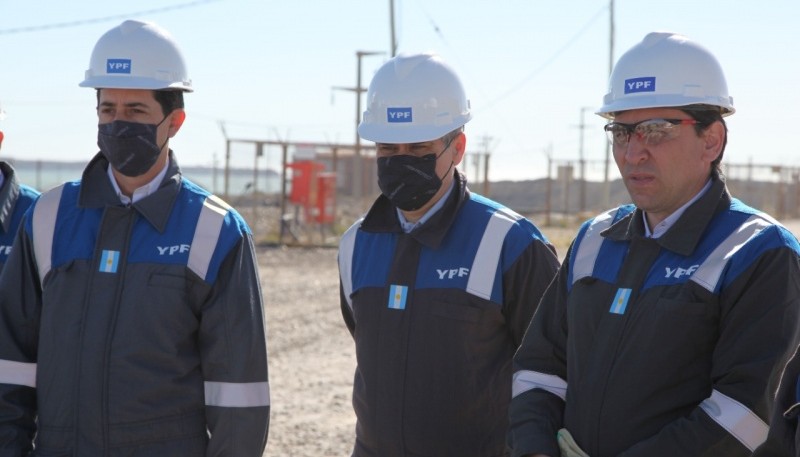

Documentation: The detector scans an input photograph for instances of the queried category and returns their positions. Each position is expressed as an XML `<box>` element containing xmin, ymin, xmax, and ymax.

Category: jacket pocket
<box><xmin>147</xmin><ymin>271</ymin><xmax>186</xmax><ymax>290</ymax></box>
<box><xmin>428</xmin><ymin>300</ymin><xmax>483</xmax><ymax>323</ymax></box>
<box><xmin>654</xmin><ymin>297</ymin><xmax>716</xmax><ymax>318</ymax></box>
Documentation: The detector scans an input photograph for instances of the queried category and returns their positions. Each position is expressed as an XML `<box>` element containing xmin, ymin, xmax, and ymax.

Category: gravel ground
<box><xmin>260</xmin><ymin>246</ymin><xmax>355</xmax><ymax>456</ymax></box>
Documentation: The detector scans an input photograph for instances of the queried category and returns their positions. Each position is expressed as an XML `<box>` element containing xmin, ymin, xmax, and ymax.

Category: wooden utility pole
<box><xmin>578</xmin><ymin>107</ymin><xmax>590</xmax><ymax>212</ymax></box>
<box><xmin>603</xmin><ymin>0</ymin><xmax>615</xmax><ymax>207</ymax></box>
<box><xmin>219</xmin><ymin>121</ymin><xmax>231</xmax><ymax>202</ymax></box>
<box><xmin>544</xmin><ymin>144</ymin><xmax>553</xmax><ymax>226</ymax></box>
<box><xmin>332</xmin><ymin>50</ymin><xmax>383</xmax><ymax>200</ymax></box>
<box><xmin>478</xmin><ymin>135</ymin><xmax>493</xmax><ymax>196</ymax></box>
<box><xmin>279</xmin><ymin>142</ymin><xmax>289</xmax><ymax>242</ymax></box>
<box><xmin>389</xmin><ymin>0</ymin><xmax>397</xmax><ymax>56</ymax></box>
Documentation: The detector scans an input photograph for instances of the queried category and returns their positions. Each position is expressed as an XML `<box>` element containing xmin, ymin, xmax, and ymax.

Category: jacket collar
<box><xmin>0</xmin><ymin>162</ymin><xmax>20</xmax><ymax>234</ymax></box>
<box><xmin>360</xmin><ymin>169</ymin><xmax>469</xmax><ymax>249</ymax></box>
<box><xmin>603</xmin><ymin>174</ymin><xmax>730</xmax><ymax>256</ymax></box>
<box><xmin>78</xmin><ymin>151</ymin><xmax>183</xmax><ymax>233</ymax></box>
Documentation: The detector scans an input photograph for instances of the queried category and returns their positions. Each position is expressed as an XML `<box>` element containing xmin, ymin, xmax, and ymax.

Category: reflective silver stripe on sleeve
<box><xmin>187</xmin><ymin>196</ymin><xmax>228</xmax><ymax>281</ymax></box>
<box><xmin>205</xmin><ymin>194</ymin><xmax>233</xmax><ymax>212</ymax></box>
<box><xmin>0</xmin><ymin>359</ymin><xmax>36</xmax><ymax>388</ymax></box>
<box><xmin>466</xmin><ymin>207</ymin><xmax>521</xmax><ymax>300</ymax></box>
<box><xmin>691</xmin><ymin>215</ymin><xmax>771</xmax><ymax>292</ymax></box>
<box><xmin>32</xmin><ymin>184</ymin><xmax>64</xmax><ymax>285</ymax></box>
<box><xmin>699</xmin><ymin>389</ymin><xmax>767</xmax><ymax>451</ymax></box>
<box><xmin>571</xmin><ymin>208</ymin><xmax>617</xmax><ymax>285</ymax></box>
<box><xmin>512</xmin><ymin>370</ymin><xmax>567</xmax><ymax>401</ymax></box>
<box><xmin>204</xmin><ymin>381</ymin><xmax>270</xmax><ymax>407</ymax></box>
<box><xmin>338</xmin><ymin>219</ymin><xmax>362</xmax><ymax>312</ymax></box>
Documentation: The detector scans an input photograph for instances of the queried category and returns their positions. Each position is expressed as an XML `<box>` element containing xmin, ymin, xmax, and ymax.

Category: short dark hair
<box><xmin>440</xmin><ymin>126</ymin><xmax>465</xmax><ymax>145</ymax></box>
<box><xmin>153</xmin><ymin>90</ymin><xmax>185</xmax><ymax>116</ymax></box>
<box><xmin>95</xmin><ymin>89</ymin><xmax>185</xmax><ymax>116</ymax></box>
<box><xmin>681</xmin><ymin>105</ymin><xmax>728</xmax><ymax>175</ymax></box>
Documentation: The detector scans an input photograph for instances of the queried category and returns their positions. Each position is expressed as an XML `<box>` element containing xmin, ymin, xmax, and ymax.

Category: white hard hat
<box><xmin>79</xmin><ymin>19</ymin><xmax>192</xmax><ymax>92</ymax></box>
<box><xmin>359</xmin><ymin>52</ymin><xmax>471</xmax><ymax>143</ymax></box>
<box><xmin>597</xmin><ymin>32</ymin><xmax>733</xmax><ymax>119</ymax></box>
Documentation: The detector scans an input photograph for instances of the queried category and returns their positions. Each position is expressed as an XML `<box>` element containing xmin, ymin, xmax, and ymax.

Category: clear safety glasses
<box><xmin>604</xmin><ymin>118</ymin><xmax>704</xmax><ymax>148</ymax></box>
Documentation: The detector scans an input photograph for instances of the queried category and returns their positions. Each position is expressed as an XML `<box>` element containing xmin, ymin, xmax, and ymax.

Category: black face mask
<box><xmin>98</xmin><ymin>117</ymin><xmax>168</xmax><ymax>178</ymax></box>
<box><xmin>376</xmin><ymin>139</ymin><xmax>454</xmax><ymax>211</ymax></box>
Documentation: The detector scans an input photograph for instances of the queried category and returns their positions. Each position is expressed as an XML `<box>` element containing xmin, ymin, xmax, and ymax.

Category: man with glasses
<box><xmin>508</xmin><ymin>32</ymin><xmax>800</xmax><ymax>457</ymax></box>
<box><xmin>338</xmin><ymin>52</ymin><xmax>560</xmax><ymax>456</ymax></box>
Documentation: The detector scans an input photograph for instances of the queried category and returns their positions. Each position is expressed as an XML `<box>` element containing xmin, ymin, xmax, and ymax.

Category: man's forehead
<box><xmin>614</xmin><ymin>107</ymin><xmax>688</xmax><ymax>122</ymax></box>
<box><xmin>98</xmin><ymin>88</ymin><xmax>157</xmax><ymax>105</ymax></box>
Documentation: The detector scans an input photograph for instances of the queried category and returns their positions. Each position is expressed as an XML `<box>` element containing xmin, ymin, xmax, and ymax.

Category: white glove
<box><xmin>557</xmin><ymin>428</ymin><xmax>590</xmax><ymax>457</ymax></box>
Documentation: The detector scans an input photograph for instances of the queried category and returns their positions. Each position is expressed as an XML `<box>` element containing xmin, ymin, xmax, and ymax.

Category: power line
<box><xmin>478</xmin><ymin>4</ymin><xmax>607</xmax><ymax>113</ymax></box>
<box><xmin>0</xmin><ymin>0</ymin><xmax>220</xmax><ymax>35</ymax></box>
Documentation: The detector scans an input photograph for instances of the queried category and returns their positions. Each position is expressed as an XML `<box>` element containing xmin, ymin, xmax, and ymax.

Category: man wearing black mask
<box><xmin>337</xmin><ymin>52</ymin><xmax>560</xmax><ymax>457</ymax></box>
<box><xmin>0</xmin><ymin>20</ymin><xmax>269</xmax><ymax>456</ymax></box>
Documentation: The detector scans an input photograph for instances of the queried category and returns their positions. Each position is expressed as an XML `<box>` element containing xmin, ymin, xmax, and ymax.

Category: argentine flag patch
<box><xmin>388</xmin><ymin>285</ymin><xmax>408</xmax><ymax>310</ymax></box>
<box><xmin>99</xmin><ymin>250</ymin><xmax>120</xmax><ymax>273</ymax></box>
<box><xmin>610</xmin><ymin>288</ymin><xmax>632</xmax><ymax>314</ymax></box>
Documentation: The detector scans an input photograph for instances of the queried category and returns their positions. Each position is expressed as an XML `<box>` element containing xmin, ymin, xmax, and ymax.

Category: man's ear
<box><xmin>451</xmin><ymin>132</ymin><xmax>467</xmax><ymax>166</ymax></box>
<box><xmin>702</xmin><ymin>121</ymin><xmax>724</xmax><ymax>163</ymax></box>
<box><xmin>167</xmin><ymin>109</ymin><xmax>186</xmax><ymax>138</ymax></box>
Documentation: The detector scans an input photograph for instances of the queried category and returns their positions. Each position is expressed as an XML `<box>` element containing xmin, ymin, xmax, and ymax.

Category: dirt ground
<box><xmin>260</xmin><ymin>245</ymin><xmax>355</xmax><ymax>456</ymax></box>
<box><xmin>259</xmin><ymin>219</ymin><xmax>800</xmax><ymax>457</ymax></box>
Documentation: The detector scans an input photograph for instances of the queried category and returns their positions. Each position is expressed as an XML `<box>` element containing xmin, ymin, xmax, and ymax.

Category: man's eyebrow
<box><xmin>98</xmin><ymin>101</ymin><xmax>150</xmax><ymax>108</ymax></box>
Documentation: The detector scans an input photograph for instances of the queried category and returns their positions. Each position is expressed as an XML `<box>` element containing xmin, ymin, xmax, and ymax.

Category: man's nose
<box><xmin>623</xmin><ymin>134</ymin><xmax>649</xmax><ymax>164</ymax></box>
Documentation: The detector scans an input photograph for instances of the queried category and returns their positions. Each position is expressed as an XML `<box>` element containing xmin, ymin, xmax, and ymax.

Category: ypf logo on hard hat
<box><xmin>106</xmin><ymin>59</ymin><xmax>132</xmax><ymax>75</ymax></box>
<box><xmin>624</xmin><ymin>77</ymin><xmax>656</xmax><ymax>94</ymax></box>
<box><xmin>387</xmin><ymin>107</ymin><xmax>413</xmax><ymax>123</ymax></box>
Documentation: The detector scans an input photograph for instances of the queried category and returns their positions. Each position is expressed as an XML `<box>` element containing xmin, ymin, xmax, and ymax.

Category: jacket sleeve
<box><xmin>0</xmin><ymin>221</ymin><xmax>40</xmax><ymax>456</ymax></box>
<box><xmin>508</xmin><ymin>247</ymin><xmax>572</xmax><ymax>457</ymax></box>
<box><xmin>340</xmin><ymin>281</ymin><xmax>356</xmax><ymax>337</ymax></box>
<box><xmin>337</xmin><ymin>224</ymin><xmax>358</xmax><ymax>338</ymax></box>
<box><xmin>200</xmin><ymin>234</ymin><xmax>269</xmax><ymax>457</ymax></box>
<box><xmin>618</xmin><ymin>247</ymin><xmax>800</xmax><ymax>456</ymax></box>
<box><xmin>752</xmin><ymin>343</ymin><xmax>800</xmax><ymax>457</ymax></box>
<box><xmin>502</xmin><ymin>239</ymin><xmax>560</xmax><ymax>346</ymax></box>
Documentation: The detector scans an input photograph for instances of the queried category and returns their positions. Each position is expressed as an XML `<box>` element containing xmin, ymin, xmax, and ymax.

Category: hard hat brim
<box><xmin>358</xmin><ymin>116</ymin><xmax>470</xmax><ymax>144</ymax></box>
<box><xmin>597</xmin><ymin>94</ymin><xmax>734</xmax><ymax>119</ymax></box>
<box><xmin>79</xmin><ymin>76</ymin><xmax>193</xmax><ymax>92</ymax></box>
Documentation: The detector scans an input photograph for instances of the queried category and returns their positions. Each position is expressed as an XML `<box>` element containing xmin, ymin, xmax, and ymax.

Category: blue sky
<box><xmin>0</xmin><ymin>0</ymin><xmax>797</xmax><ymax>182</ymax></box>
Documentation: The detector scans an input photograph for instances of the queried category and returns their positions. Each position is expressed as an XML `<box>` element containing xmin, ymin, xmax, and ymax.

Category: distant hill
<box><xmin>485</xmin><ymin>178</ymin><xmax>631</xmax><ymax>216</ymax></box>
<box><xmin>6</xmin><ymin>159</ymin><xmax>279</xmax><ymax>196</ymax></box>
<box><xmin>486</xmin><ymin>176</ymin><xmax>799</xmax><ymax>220</ymax></box>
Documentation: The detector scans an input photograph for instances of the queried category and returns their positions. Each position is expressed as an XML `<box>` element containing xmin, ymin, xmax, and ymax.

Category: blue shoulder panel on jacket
<box><xmin>50</xmin><ymin>181</ymin><xmax>100</xmax><ymax>268</ymax></box>
<box><xmin>568</xmin><ymin>200</ymin><xmax>800</xmax><ymax>295</ymax></box>
<box><xmin>29</xmin><ymin>177</ymin><xmax>250</xmax><ymax>285</ymax></box>
<box><xmin>416</xmin><ymin>195</ymin><xmax>540</xmax><ymax>303</ymax></box>
<box><xmin>568</xmin><ymin>205</ymin><xmax>634</xmax><ymax>290</ymax></box>
<box><xmin>127</xmin><ymin>178</ymin><xmax>250</xmax><ymax>284</ymax></box>
<box><xmin>716</xmin><ymin>200</ymin><xmax>800</xmax><ymax>292</ymax></box>
<box><xmin>470</xmin><ymin>193</ymin><xmax>551</xmax><ymax>268</ymax></box>
<box><xmin>351</xmin><ymin>230</ymin><xmax>397</xmax><ymax>292</ymax></box>
<box><xmin>350</xmin><ymin>194</ymin><xmax>550</xmax><ymax>305</ymax></box>
<box><xmin>0</xmin><ymin>184</ymin><xmax>39</xmax><ymax>265</ymax></box>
